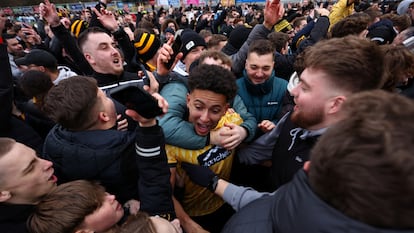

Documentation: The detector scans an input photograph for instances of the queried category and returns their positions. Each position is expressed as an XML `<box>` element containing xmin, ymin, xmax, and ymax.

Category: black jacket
<box><xmin>270</xmin><ymin>113</ymin><xmax>320</xmax><ymax>190</ymax></box>
<box><xmin>43</xmin><ymin>124</ymin><xmax>175</xmax><ymax>217</ymax></box>
<box><xmin>222</xmin><ymin>170</ymin><xmax>414</xmax><ymax>233</ymax></box>
<box><xmin>0</xmin><ymin>42</ymin><xmax>43</xmax><ymax>152</ymax></box>
<box><xmin>0</xmin><ymin>203</ymin><xmax>34</xmax><ymax>233</ymax></box>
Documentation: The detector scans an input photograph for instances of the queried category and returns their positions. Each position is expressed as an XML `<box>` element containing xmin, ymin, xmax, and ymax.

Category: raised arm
<box><xmin>230</xmin><ymin>0</ymin><xmax>285</xmax><ymax>74</ymax></box>
<box><xmin>0</xmin><ymin>13</ymin><xmax>13</xmax><ymax>132</ymax></box>
<box><xmin>40</xmin><ymin>0</ymin><xmax>93</xmax><ymax>75</ymax></box>
<box><xmin>126</xmin><ymin>93</ymin><xmax>176</xmax><ymax>219</ymax></box>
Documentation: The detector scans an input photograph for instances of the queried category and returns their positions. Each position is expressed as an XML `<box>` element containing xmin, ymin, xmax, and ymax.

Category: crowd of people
<box><xmin>1</xmin><ymin>0</ymin><xmax>414</xmax><ymax>232</ymax></box>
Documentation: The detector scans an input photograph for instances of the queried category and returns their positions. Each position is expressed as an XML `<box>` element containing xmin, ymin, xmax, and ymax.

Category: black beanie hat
<box><xmin>180</xmin><ymin>29</ymin><xmax>206</xmax><ymax>60</ymax></box>
<box><xmin>134</xmin><ymin>32</ymin><xmax>162</xmax><ymax>63</ymax></box>
<box><xmin>227</xmin><ymin>25</ymin><xmax>251</xmax><ymax>50</ymax></box>
<box><xmin>222</xmin><ymin>25</ymin><xmax>252</xmax><ymax>56</ymax></box>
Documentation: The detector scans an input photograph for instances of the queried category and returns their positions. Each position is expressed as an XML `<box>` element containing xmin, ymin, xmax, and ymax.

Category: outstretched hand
<box><xmin>264</xmin><ymin>0</ymin><xmax>285</xmax><ymax>30</ymax></box>
<box><xmin>92</xmin><ymin>7</ymin><xmax>119</xmax><ymax>32</ymax></box>
<box><xmin>156</xmin><ymin>36</ymin><xmax>183</xmax><ymax>76</ymax></box>
<box><xmin>39</xmin><ymin>0</ymin><xmax>60</xmax><ymax>27</ymax></box>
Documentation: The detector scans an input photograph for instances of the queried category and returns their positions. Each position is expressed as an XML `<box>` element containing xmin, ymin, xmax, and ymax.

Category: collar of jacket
<box><xmin>93</xmin><ymin>71</ymin><xmax>121</xmax><ymax>87</ymax></box>
<box><xmin>242</xmin><ymin>69</ymin><xmax>275</xmax><ymax>96</ymax></box>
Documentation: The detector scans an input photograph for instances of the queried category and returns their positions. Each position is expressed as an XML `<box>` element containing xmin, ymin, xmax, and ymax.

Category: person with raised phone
<box><xmin>41</xmin><ymin>75</ymin><xmax>175</xmax><ymax>221</ymax></box>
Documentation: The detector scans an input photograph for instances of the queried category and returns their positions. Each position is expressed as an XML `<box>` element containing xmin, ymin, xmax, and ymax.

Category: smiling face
<box><xmin>83</xmin><ymin>32</ymin><xmax>124</xmax><ymax>76</ymax></box>
<box><xmin>245</xmin><ymin>52</ymin><xmax>274</xmax><ymax>84</ymax></box>
<box><xmin>0</xmin><ymin>141</ymin><xmax>57</xmax><ymax>204</ymax></box>
<box><xmin>290</xmin><ymin>68</ymin><xmax>339</xmax><ymax>130</ymax></box>
<box><xmin>82</xmin><ymin>192</ymin><xmax>124</xmax><ymax>232</ymax></box>
<box><xmin>186</xmin><ymin>89</ymin><xmax>228</xmax><ymax>136</ymax></box>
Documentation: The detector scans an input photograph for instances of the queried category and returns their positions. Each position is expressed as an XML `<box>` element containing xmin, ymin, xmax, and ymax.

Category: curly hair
<box><xmin>330</xmin><ymin>13</ymin><xmax>370</xmax><ymax>38</ymax></box>
<box><xmin>188</xmin><ymin>64</ymin><xmax>237</xmax><ymax>102</ymax></box>
<box><xmin>381</xmin><ymin>44</ymin><xmax>414</xmax><ymax>91</ymax></box>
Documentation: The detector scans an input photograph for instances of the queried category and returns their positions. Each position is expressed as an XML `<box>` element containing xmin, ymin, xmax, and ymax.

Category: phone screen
<box><xmin>164</xmin><ymin>34</ymin><xmax>182</xmax><ymax>70</ymax></box>
<box><xmin>109</xmin><ymin>84</ymin><xmax>163</xmax><ymax>119</ymax></box>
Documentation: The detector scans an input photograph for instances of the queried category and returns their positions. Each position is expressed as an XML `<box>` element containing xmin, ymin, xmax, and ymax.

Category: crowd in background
<box><xmin>1</xmin><ymin>0</ymin><xmax>414</xmax><ymax>232</ymax></box>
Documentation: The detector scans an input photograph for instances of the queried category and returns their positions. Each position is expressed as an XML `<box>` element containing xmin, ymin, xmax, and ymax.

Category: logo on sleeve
<box><xmin>197</xmin><ymin>146</ymin><xmax>231</xmax><ymax>167</ymax></box>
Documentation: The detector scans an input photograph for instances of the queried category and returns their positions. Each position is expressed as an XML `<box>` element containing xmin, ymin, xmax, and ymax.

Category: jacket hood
<box><xmin>53</xmin><ymin>66</ymin><xmax>77</xmax><ymax>85</ymax></box>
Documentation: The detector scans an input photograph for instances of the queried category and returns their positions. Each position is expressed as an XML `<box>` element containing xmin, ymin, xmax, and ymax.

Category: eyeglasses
<box><xmin>82</xmin><ymin>10</ymin><xmax>90</xmax><ymax>13</ymax></box>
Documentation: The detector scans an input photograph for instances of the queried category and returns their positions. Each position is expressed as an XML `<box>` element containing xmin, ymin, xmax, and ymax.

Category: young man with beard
<box><xmin>184</xmin><ymin>90</ymin><xmax>414</xmax><ymax>233</ymax></box>
<box><xmin>181</xmin><ymin>35</ymin><xmax>385</xmax><ymax>204</ymax></box>
<box><xmin>236</xmin><ymin>35</ymin><xmax>385</xmax><ymax>191</ymax></box>
<box><xmin>4</xmin><ymin>34</ymin><xmax>24</xmax><ymax>79</ymax></box>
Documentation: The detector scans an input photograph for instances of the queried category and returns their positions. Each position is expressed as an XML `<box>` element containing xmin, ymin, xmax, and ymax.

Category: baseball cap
<box><xmin>15</xmin><ymin>49</ymin><xmax>58</xmax><ymax>68</ymax></box>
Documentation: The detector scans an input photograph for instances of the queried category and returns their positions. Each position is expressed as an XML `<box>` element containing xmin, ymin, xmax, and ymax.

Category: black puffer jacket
<box><xmin>43</xmin><ymin>125</ymin><xmax>138</xmax><ymax>204</ymax></box>
<box><xmin>222</xmin><ymin>170</ymin><xmax>414</xmax><ymax>233</ymax></box>
<box><xmin>43</xmin><ymin>124</ymin><xmax>175</xmax><ymax>217</ymax></box>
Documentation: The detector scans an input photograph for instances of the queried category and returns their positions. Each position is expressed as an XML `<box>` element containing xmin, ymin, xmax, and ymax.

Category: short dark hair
<box><xmin>77</xmin><ymin>26</ymin><xmax>110</xmax><ymax>52</ymax></box>
<box><xmin>28</xmin><ymin>180</ymin><xmax>106</xmax><ymax>233</ymax></box>
<box><xmin>303</xmin><ymin>36</ymin><xmax>385</xmax><ymax>93</ymax></box>
<box><xmin>330</xmin><ymin>13</ymin><xmax>370</xmax><ymax>38</ymax></box>
<box><xmin>381</xmin><ymin>44</ymin><xmax>414</xmax><ymax>92</ymax></box>
<box><xmin>248</xmin><ymin>39</ymin><xmax>275</xmax><ymax>58</ymax></box>
<box><xmin>42</xmin><ymin>76</ymin><xmax>99</xmax><ymax>131</ymax></box>
<box><xmin>309</xmin><ymin>90</ymin><xmax>414</xmax><ymax>229</ymax></box>
<box><xmin>267</xmin><ymin>32</ymin><xmax>289</xmax><ymax>53</ymax></box>
<box><xmin>2</xmin><ymin>33</ymin><xmax>16</xmax><ymax>44</ymax></box>
<box><xmin>19</xmin><ymin>70</ymin><xmax>53</xmax><ymax>104</ymax></box>
<box><xmin>381</xmin><ymin>13</ymin><xmax>411</xmax><ymax>33</ymax></box>
<box><xmin>207</xmin><ymin>34</ymin><xmax>227</xmax><ymax>49</ymax></box>
<box><xmin>188</xmin><ymin>64</ymin><xmax>237</xmax><ymax>103</ymax></box>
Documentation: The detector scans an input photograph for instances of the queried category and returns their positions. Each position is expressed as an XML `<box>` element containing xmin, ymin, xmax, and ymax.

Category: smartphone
<box><xmin>21</xmin><ymin>23</ymin><xmax>30</xmax><ymax>36</ymax></box>
<box><xmin>138</xmin><ymin>62</ymin><xmax>150</xmax><ymax>87</ymax></box>
<box><xmin>164</xmin><ymin>34</ymin><xmax>182</xmax><ymax>70</ymax></box>
<box><xmin>109</xmin><ymin>84</ymin><xmax>163</xmax><ymax>119</ymax></box>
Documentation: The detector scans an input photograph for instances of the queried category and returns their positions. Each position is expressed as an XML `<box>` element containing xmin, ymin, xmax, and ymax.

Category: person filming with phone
<box><xmin>41</xmin><ymin>76</ymin><xmax>175</xmax><ymax>221</ymax></box>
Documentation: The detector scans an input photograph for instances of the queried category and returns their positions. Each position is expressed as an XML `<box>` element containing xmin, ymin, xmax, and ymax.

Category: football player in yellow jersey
<box><xmin>166</xmin><ymin>64</ymin><xmax>240</xmax><ymax>233</ymax></box>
